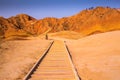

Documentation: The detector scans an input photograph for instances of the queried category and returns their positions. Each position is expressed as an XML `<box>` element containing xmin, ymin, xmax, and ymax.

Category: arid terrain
<box><xmin>0</xmin><ymin>39</ymin><xmax>51</xmax><ymax>80</ymax></box>
<box><xmin>0</xmin><ymin>30</ymin><xmax>120</xmax><ymax>80</ymax></box>
<box><xmin>0</xmin><ymin>7</ymin><xmax>120</xmax><ymax>39</ymax></box>
<box><xmin>67</xmin><ymin>31</ymin><xmax>120</xmax><ymax>80</ymax></box>
<box><xmin>0</xmin><ymin>6</ymin><xmax>120</xmax><ymax>80</ymax></box>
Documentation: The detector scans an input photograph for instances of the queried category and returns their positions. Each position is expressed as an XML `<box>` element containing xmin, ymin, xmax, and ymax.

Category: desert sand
<box><xmin>0</xmin><ymin>31</ymin><xmax>120</xmax><ymax>80</ymax></box>
<box><xmin>67</xmin><ymin>31</ymin><xmax>120</xmax><ymax>80</ymax></box>
<box><xmin>0</xmin><ymin>39</ymin><xmax>51</xmax><ymax>80</ymax></box>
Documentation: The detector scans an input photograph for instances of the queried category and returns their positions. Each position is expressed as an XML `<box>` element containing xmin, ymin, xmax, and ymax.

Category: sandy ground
<box><xmin>67</xmin><ymin>31</ymin><xmax>120</xmax><ymax>80</ymax></box>
<box><xmin>0</xmin><ymin>31</ymin><xmax>120</xmax><ymax>80</ymax></box>
<box><xmin>0</xmin><ymin>39</ymin><xmax>51</xmax><ymax>80</ymax></box>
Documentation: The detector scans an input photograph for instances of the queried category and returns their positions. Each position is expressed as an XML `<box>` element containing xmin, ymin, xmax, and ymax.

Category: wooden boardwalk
<box><xmin>27</xmin><ymin>40</ymin><xmax>79</xmax><ymax>80</ymax></box>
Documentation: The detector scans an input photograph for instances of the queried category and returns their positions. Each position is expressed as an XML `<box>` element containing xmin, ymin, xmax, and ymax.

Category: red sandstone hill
<box><xmin>0</xmin><ymin>6</ymin><xmax>120</xmax><ymax>39</ymax></box>
<box><xmin>67</xmin><ymin>7</ymin><xmax>120</xmax><ymax>35</ymax></box>
<box><xmin>0</xmin><ymin>14</ymin><xmax>37</xmax><ymax>38</ymax></box>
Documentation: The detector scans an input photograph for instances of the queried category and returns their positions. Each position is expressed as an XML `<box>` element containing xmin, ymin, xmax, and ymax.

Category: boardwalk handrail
<box><xmin>64</xmin><ymin>41</ymin><xmax>81</xmax><ymax>80</ymax></box>
<box><xmin>23</xmin><ymin>41</ymin><xmax>54</xmax><ymax>80</ymax></box>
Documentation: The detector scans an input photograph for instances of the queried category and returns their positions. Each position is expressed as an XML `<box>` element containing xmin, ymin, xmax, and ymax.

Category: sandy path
<box><xmin>0</xmin><ymin>39</ymin><xmax>51</xmax><ymax>80</ymax></box>
<box><xmin>67</xmin><ymin>31</ymin><xmax>120</xmax><ymax>80</ymax></box>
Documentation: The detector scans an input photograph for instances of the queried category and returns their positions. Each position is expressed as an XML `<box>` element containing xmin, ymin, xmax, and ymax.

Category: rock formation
<box><xmin>0</xmin><ymin>7</ymin><xmax>120</xmax><ymax>38</ymax></box>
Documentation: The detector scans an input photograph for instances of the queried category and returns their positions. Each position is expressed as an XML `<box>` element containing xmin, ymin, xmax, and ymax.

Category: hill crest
<box><xmin>0</xmin><ymin>6</ymin><xmax>120</xmax><ymax>39</ymax></box>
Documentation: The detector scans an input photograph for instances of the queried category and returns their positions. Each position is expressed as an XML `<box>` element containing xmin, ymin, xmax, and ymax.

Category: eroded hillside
<box><xmin>0</xmin><ymin>7</ymin><xmax>120</xmax><ymax>39</ymax></box>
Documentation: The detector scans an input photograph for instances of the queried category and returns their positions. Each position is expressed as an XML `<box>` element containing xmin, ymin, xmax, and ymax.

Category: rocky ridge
<box><xmin>0</xmin><ymin>6</ymin><xmax>120</xmax><ymax>39</ymax></box>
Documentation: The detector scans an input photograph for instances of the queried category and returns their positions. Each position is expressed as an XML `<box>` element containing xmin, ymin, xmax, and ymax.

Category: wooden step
<box><xmin>28</xmin><ymin>40</ymin><xmax>79</xmax><ymax>80</ymax></box>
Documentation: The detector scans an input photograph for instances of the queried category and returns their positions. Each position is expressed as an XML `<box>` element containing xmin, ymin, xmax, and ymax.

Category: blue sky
<box><xmin>0</xmin><ymin>0</ymin><xmax>120</xmax><ymax>19</ymax></box>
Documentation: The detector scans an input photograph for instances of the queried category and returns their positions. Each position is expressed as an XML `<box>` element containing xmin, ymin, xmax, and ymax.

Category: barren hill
<box><xmin>0</xmin><ymin>14</ymin><xmax>37</xmax><ymax>39</ymax></box>
<box><xmin>68</xmin><ymin>7</ymin><xmax>120</xmax><ymax>35</ymax></box>
<box><xmin>67</xmin><ymin>30</ymin><xmax>120</xmax><ymax>80</ymax></box>
<box><xmin>48</xmin><ymin>31</ymin><xmax>82</xmax><ymax>40</ymax></box>
<box><xmin>0</xmin><ymin>6</ymin><xmax>120</xmax><ymax>39</ymax></box>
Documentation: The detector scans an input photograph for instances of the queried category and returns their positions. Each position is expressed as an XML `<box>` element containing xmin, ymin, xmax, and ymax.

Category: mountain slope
<box><xmin>65</xmin><ymin>7</ymin><xmax>120</xmax><ymax>35</ymax></box>
<box><xmin>0</xmin><ymin>14</ymin><xmax>37</xmax><ymax>38</ymax></box>
<box><xmin>31</xmin><ymin>7</ymin><xmax>120</xmax><ymax>36</ymax></box>
<box><xmin>0</xmin><ymin>6</ymin><xmax>120</xmax><ymax>39</ymax></box>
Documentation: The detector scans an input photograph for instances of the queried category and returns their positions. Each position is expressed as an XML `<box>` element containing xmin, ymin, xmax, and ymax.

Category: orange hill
<box><xmin>0</xmin><ymin>6</ymin><xmax>120</xmax><ymax>38</ymax></box>
<box><xmin>0</xmin><ymin>14</ymin><xmax>36</xmax><ymax>38</ymax></box>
